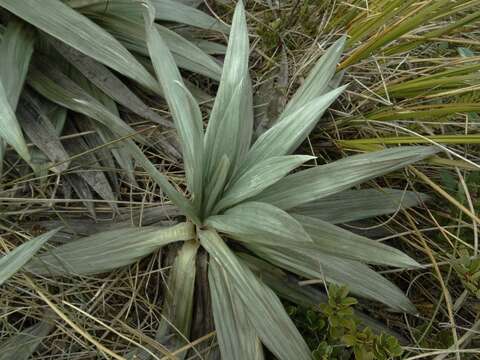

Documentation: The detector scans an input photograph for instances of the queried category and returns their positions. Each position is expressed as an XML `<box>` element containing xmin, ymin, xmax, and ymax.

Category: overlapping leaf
<box><xmin>0</xmin><ymin>0</ymin><xmax>160</xmax><ymax>92</ymax></box>
<box><xmin>293</xmin><ymin>214</ymin><xmax>420</xmax><ymax>267</ymax></box>
<box><xmin>143</xmin><ymin>1</ymin><xmax>204</xmax><ymax>209</ymax></box>
<box><xmin>249</xmin><ymin>243</ymin><xmax>417</xmax><ymax>313</ymax></box>
<box><xmin>209</xmin><ymin>259</ymin><xmax>264</xmax><ymax>360</ymax></box>
<box><xmin>199</xmin><ymin>229</ymin><xmax>311</xmax><ymax>360</ymax></box>
<box><xmin>292</xmin><ymin>188</ymin><xmax>429</xmax><ymax>224</ymax></box>
<box><xmin>204</xmin><ymin>1</ymin><xmax>253</xmax><ymax>180</ymax></box>
<box><xmin>254</xmin><ymin>146</ymin><xmax>438</xmax><ymax>209</ymax></box>
<box><xmin>206</xmin><ymin>201</ymin><xmax>312</xmax><ymax>246</ymax></box>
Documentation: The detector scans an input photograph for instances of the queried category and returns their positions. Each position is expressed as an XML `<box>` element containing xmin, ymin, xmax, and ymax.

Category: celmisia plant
<box><xmin>1</xmin><ymin>1</ymin><xmax>439</xmax><ymax>359</ymax></box>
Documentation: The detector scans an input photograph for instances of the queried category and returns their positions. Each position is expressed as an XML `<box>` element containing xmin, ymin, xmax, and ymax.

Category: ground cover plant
<box><xmin>1</xmin><ymin>0</ymin><xmax>480</xmax><ymax>359</ymax></box>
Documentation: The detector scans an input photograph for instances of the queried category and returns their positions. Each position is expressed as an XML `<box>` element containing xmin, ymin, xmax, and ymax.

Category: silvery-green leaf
<box><xmin>292</xmin><ymin>214</ymin><xmax>420</xmax><ymax>267</ymax></box>
<box><xmin>142</xmin><ymin>241</ymin><xmax>199</xmax><ymax>360</ymax></box>
<box><xmin>27</xmin><ymin>223</ymin><xmax>195</xmax><ymax>275</ymax></box>
<box><xmin>0</xmin><ymin>19</ymin><xmax>34</xmax><ymax>163</ymax></box>
<box><xmin>199</xmin><ymin>229</ymin><xmax>311</xmax><ymax>360</ymax></box>
<box><xmin>203</xmin><ymin>155</ymin><xmax>230</xmax><ymax>216</ymax></box>
<box><xmin>254</xmin><ymin>146</ymin><xmax>438</xmax><ymax>210</ymax></box>
<box><xmin>240</xmin><ymin>86</ymin><xmax>346</xmax><ymax>173</ymax></box>
<box><xmin>151</xmin><ymin>0</ymin><xmax>229</xmax><ymax>32</ymax></box>
<box><xmin>0</xmin><ymin>19</ymin><xmax>34</xmax><ymax>108</ymax></box>
<box><xmin>0</xmin><ymin>319</ymin><xmax>54</xmax><ymax>360</ymax></box>
<box><xmin>292</xmin><ymin>188</ymin><xmax>429</xmax><ymax>224</ymax></box>
<box><xmin>204</xmin><ymin>1</ymin><xmax>253</xmax><ymax>179</ymax></box>
<box><xmin>83</xmin><ymin>4</ymin><xmax>222</xmax><ymax>80</ymax></box>
<box><xmin>281</xmin><ymin>36</ymin><xmax>346</xmax><ymax>118</ymax></box>
<box><xmin>209</xmin><ymin>258</ymin><xmax>264</xmax><ymax>360</ymax></box>
<box><xmin>249</xmin><ymin>243</ymin><xmax>417</xmax><ymax>313</ymax></box>
<box><xmin>206</xmin><ymin>201</ymin><xmax>312</xmax><ymax>246</ymax></box>
<box><xmin>239</xmin><ymin>253</ymin><xmax>407</xmax><ymax>342</ymax></box>
<box><xmin>143</xmin><ymin>2</ymin><xmax>204</xmax><ymax>207</ymax></box>
<box><xmin>28</xmin><ymin>61</ymin><xmax>142</xmax><ymax>143</ymax></box>
<box><xmin>214</xmin><ymin>155</ymin><xmax>314</xmax><ymax>213</ymax></box>
<box><xmin>0</xmin><ymin>0</ymin><xmax>160</xmax><ymax>92</ymax></box>
<box><xmin>0</xmin><ymin>228</ymin><xmax>61</xmax><ymax>285</ymax></box>
<box><xmin>27</xmin><ymin>58</ymin><xmax>196</xmax><ymax>220</ymax></box>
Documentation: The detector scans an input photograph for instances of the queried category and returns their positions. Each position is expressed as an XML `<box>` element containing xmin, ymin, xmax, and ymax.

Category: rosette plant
<box><xmin>2</xmin><ymin>1</ymin><xmax>439</xmax><ymax>359</ymax></box>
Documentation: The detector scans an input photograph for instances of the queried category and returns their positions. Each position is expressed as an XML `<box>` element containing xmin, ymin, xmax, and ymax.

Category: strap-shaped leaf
<box><xmin>203</xmin><ymin>155</ymin><xmax>231</xmax><ymax>216</ymax></box>
<box><xmin>199</xmin><ymin>229</ymin><xmax>311</xmax><ymax>360</ymax></box>
<box><xmin>239</xmin><ymin>253</ymin><xmax>407</xmax><ymax>341</ymax></box>
<box><xmin>49</xmin><ymin>38</ymin><xmax>171</xmax><ymax>128</ymax></box>
<box><xmin>143</xmin><ymin>1</ymin><xmax>204</xmax><ymax>207</ymax></box>
<box><xmin>281</xmin><ymin>36</ymin><xmax>346</xmax><ymax>118</ymax></box>
<box><xmin>204</xmin><ymin>1</ymin><xmax>253</xmax><ymax>179</ymax></box>
<box><xmin>0</xmin><ymin>19</ymin><xmax>34</xmax><ymax>163</ymax></box>
<box><xmin>27</xmin><ymin>223</ymin><xmax>195</xmax><ymax>275</ymax></box>
<box><xmin>151</xmin><ymin>0</ymin><xmax>229</xmax><ymax>33</ymax></box>
<box><xmin>254</xmin><ymin>146</ymin><xmax>438</xmax><ymax>210</ymax></box>
<box><xmin>292</xmin><ymin>188</ymin><xmax>429</xmax><ymax>224</ymax></box>
<box><xmin>28</xmin><ymin>61</ymin><xmax>142</xmax><ymax>143</ymax></box>
<box><xmin>0</xmin><ymin>0</ymin><xmax>160</xmax><ymax>92</ymax></box>
<box><xmin>27</xmin><ymin>59</ymin><xmax>197</xmax><ymax>221</ymax></box>
<box><xmin>249</xmin><ymin>243</ymin><xmax>417</xmax><ymax>313</ymax></box>
<box><xmin>0</xmin><ymin>319</ymin><xmax>54</xmax><ymax>360</ymax></box>
<box><xmin>84</xmin><ymin>8</ymin><xmax>222</xmax><ymax>80</ymax></box>
<box><xmin>214</xmin><ymin>155</ymin><xmax>314</xmax><ymax>213</ymax></box>
<box><xmin>0</xmin><ymin>228</ymin><xmax>61</xmax><ymax>285</ymax></box>
<box><xmin>240</xmin><ymin>86</ymin><xmax>346</xmax><ymax>173</ymax></box>
<box><xmin>293</xmin><ymin>214</ymin><xmax>420</xmax><ymax>267</ymax></box>
<box><xmin>151</xmin><ymin>241</ymin><xmax>199</xmax><ymax>360</ymax></box>
<box><xmin>0</xmin><ymin>19</ymin><xmax>34</xmax><ymax>108</ymax></box>
<box><xmin>209</xmin><ymin>259</ymin><xmax>264</xmax><ymax>360</ymax></box>
<box><xmin>206</xmin><ymin>201</ymin><xmax>312</xmax><ymax>246</ymax></box>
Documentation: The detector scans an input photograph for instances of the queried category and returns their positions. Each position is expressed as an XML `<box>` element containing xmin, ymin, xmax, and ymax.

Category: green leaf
<box><xmin>282</xmin><ymin>36</ymin><xmax>346</xmax><ymax>118</ymax></box>
<box><xmin>291</xmin><ymin>188</ymin><xmax>429</xmax><ymax>224</ymax></box>
<box><xmin>254</xmin><ymin>146</ymin><xmax>438</xmax><ymax>210</ymax></box>
<box><xmin>199</xmin><ymin>229</ymin><xmax>311</xmax><ymax>360</ymax></box>
<box><xmin>249</xmin><ymin>243</ymin><xmax>417</xmax><ymax>313</ymax></box>
<box><xmin>240</xmin><ymin>86</ymin><xmax>346</xmax><ymax>172</ymax></box>
<box><xmin>209</xmin><ymin>258</ymin><xmax>264</xmax><ymax>360</ymax></box>
<box><xmin>26</xmin><ymin>223</ymin><xmax>195</xmax><ymax>275</ymax></box>
<box><xmin>207</xmin><ymin>201</ymin><xmax>312</xmax><ymax>247</ymax></box>
<box><xmin>143</xmin><ymin>2</ymin><xmax>204</xmax><ymax>208</ymax></box>
<box><xmin>154</xmin><ymin>241</ymin><xmax>199</xmax><ymax>360</ymax></box>
<box><xmin>204</xmin><ymin>1</ymin><xmax>253</xmax><ymax>179</ymax></box>
<box><xmin>214</xmin><ymin>155</ymin><xmax>314</xmax><ymax>213</ymax></box>
<box><xmin>0</xmin><ymin>0</ymin><xmax>160</xmax><ymax>92</ymax></box>
<box><xmin>292</xmin><ymin>214</ymin><xmax>420</xmax><ymax>267</ymax></box>
<box><xmin>0</xmin><ymin>228</ymin><xmax>60</xmax><ymax>285</ymax></box>
<box><xmin>0</xmin><ymin>319</ymin><xmax>54</xmax><ymax>360</ymax></box>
